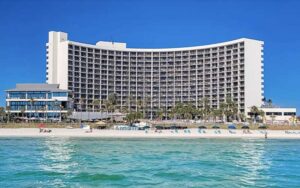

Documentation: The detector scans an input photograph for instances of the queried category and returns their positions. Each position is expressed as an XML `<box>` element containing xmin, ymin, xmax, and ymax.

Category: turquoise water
<box><xmin>1</xmin><ymin>138</ymin><xmax>300</xmax><ymax>187</ymax></box>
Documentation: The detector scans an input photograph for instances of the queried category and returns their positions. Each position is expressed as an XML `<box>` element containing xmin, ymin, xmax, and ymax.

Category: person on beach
<box><xmin>265</xmin><ymin>132</ymin><xmax>268</xmax><ymax>139</ymax></box>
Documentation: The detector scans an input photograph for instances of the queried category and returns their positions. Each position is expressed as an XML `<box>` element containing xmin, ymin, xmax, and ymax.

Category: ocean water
<box><xmin>0</xmin><ymin>138</ymin><xmax>300</xmax><ymax>188</ymax></box>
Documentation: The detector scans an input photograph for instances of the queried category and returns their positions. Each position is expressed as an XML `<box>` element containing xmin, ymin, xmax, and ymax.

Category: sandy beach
<box><xmin>1</xmin><ymin>128</ymin><xmax>300</xmax><ymax>139</ymax></box>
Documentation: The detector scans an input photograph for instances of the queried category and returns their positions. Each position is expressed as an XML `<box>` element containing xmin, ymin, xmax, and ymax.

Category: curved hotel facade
<box><xmin>46</xmin><ymin>31</ymin><xmax>264</xmax><ymax>118</ymax></box>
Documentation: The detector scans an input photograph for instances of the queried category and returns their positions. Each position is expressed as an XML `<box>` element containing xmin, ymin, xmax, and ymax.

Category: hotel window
<box><xmin>284</xmin><ymin>112</ymin><xmax>296</xmax><ymax>116</ymax></box>
<box><xmin>52</xmin><ymin>92</ymin><xmax>67</xmax><ymax>97</ymax></box>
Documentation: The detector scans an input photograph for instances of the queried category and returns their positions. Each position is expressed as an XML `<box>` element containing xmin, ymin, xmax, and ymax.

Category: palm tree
<box><xmin>183</xmin><ymin>103</ymin><xmax>195</xmax><ymax>120</ymax></box>
<box><xmin>211</xmin><ymin>109</ymin><xmax>222</xmax><ymax>123</ymax></box>
<box><xmin>40</xmin><ymin>106</ymin><xmax>46</xmax><ymax>121</ymax></box>
<box><xmin>54</xmin><ymin>99</ymin><xmax>62</xmax><ymax>122</ymax></box>
<box><xmin>45</xmin><ymin>103</ymin><xmax>48</xmax><ymax>121</ymax></box>
<box><xmin>6</xmin><ymin>106</ymin><xmax>11</xmax><ymax>123</ymax></box>
<box><xmin>267</xmin><ymin>99</ymin><xmax>273</xmax><ymax>107</ymax></box>
<box><xmin>183</xmin><ymin>110</ymin><xmax>192</xmax><ymax>120</ymax></box>
<box><xmin>120</xmin><ymin>106</ymin><xmax>129</xmax><ymax>114</ymax></box>
<box><xmin>239</xmin><ymin>113</ymin><xmax>246</xmax><ymax>122</ymax></box>
<box><xmin>250</xmin><ymin>106</ymin><xmax>260</xmax><ymax>123</ymax></box>
<box><xmin>108</xmin><ymin>93</ymin><xmax>118</xmax><ymax>112</ymax></box>
<box><xmin>20</xmin><ymin>106</ymin><xmax>26</xmax><ymax>120</ymax></box>
<box><xmin>136</xmin><ymin>99</ymin><xmax>143</xmax><ymax>114</ymax></box>
<box><xmin>270</xmin><ymin>114</ymin><xmax>276</xmax><ymax>125</ymax></box>
<box><xmin>124</xmin><ymin>95</ymin><xmax>134</xmax><ymax>113</ymax></box>
<box><xmin>143</xmin><ymin>97</ymin><xmax>150</xmax><ymax>118</ymax></box>
<box><xmin>173</xmin><ymin>102</ymin><xmax>183</xmax><ymax>119</ymax></box>
<box><xmin>29</xmin><ymin>98</ymin><xmax>35</xmax><ymax>118</ymax></box>
<box><xmin>259</xmin><ymin>110</ymin><xmax>265</xmax><ymax>123</ymax></box>
<box><xmin>197</xmin><ymin>108</ymin><xmax>204</xmax><ymax>121</ymax></box>
<box><xmin>78</xmin><ymin>98</ymin><xmax>85</xmax><ymax>124</ymax></box>
<box><xmin>59</xmin><ymin>104</ymin><xmax>64</xmax><ymax>122</ymax></box>
<box><xmin>220</xmin><ymin>96</ymin><xmax>238</xmax><ymax>122</ymax></box>
<box><xmin>262</xmin><ymin>97</ymin><xmax>266</xmax><ymax>104</ymax></box>
<box><xmin>126</xmin><ymin>111</ymin><xmax>143</xmax><ymax>125</ymax></box>
<box><xmin>0</xmin><ymin>107</ymin><xmax>5</xmax><ymax>122</ymax></box>
<box><xmin>102</xmin><ymin>99</ymin><xmax>112</xmax><ymax>121</ymax></box>
<box><xmin>199</xmin><ymin>98</ymin><xmax>211</xmax><ymax>122</ymax></box>
<box><xmin>156</xmin><ymin>108</ymin><xmax>164</xmax><ymax>120</ymax></box>
<box><xmin>92</xmin><ymin>99</ymin><xmax>101</xmax><ymax>112</ymax></box>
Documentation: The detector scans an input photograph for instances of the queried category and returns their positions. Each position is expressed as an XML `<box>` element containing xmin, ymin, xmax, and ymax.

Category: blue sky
<box><xmin>0</xmin><ymin>0</ymin><xmax>299</xmax><ymax>114</ymax></box>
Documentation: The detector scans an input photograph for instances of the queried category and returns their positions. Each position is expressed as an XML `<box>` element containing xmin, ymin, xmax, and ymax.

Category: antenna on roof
<box><xmin>110</xmin><ymin>35</ymin><xmax>114</xmax><ymax>45</ymax></box>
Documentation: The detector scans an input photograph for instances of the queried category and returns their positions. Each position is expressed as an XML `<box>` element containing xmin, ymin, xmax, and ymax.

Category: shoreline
<box><xmin>1</xmin><ymin>128</ymin><xmax>300</xmax><ymax>139</ymax></box>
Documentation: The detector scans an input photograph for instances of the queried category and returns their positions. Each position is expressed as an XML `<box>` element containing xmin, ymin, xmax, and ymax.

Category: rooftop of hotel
<box><xmin>51</xmin><ymin>31</ymin><xmax>263</xmax><ymax>52</ymax></box>
<box><xmin>6</xmin><ymin>84</ymin><xmax>69</xmax><ymax>92</ymax></box>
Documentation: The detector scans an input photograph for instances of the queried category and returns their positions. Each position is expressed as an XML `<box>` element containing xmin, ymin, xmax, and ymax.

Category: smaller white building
<box><xmin>261</xmin><ymin>107</ymin><xmax>297</xmax><ymax>124</ymax></box>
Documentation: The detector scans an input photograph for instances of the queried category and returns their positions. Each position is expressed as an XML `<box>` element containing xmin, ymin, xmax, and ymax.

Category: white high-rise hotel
<box><xmin>46</xmin><ymin>31</ymin><xmax>264</xmax><ymax>118</ymax></box>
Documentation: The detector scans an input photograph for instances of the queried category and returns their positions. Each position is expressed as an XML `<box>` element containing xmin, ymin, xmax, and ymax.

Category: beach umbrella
<box><xmin>198</xmin><ymin>125</ymin><xmax>207</xmax><ymax>129</ymax></box>
<box><xmin>164</xmin><ymin>126</ymin><xmax>171</xmax><ymax>129</ymax></box>
<box><xmin>212</xmin><ymin>125</ymin><xmax>220</xmax><ymax>129</ymax></box>
<box><xmin>228</xmin><ymin>124</ymin><xmax>236</xmax><ymax>129</ymax></box>
<box><xmin>38</xmin><ymin>123</ymin><xmax>46</xmax><ymax>128</ymax></box>
<box><xmin>97</xmin><ymin>125</ymin><xmax>107</xmax><ymax>129</ymax></box>
<box><xmin>155</xmin><ymin>125</ymin><xmax>164</xmax><ymax>130</ymax></box>
<box><xmin>241</xmin><ymin>125</ymin><xmax>250</xmax><ymax>129</ymax></box>
<box><xmin>96</xmin><ymin>121</ymin><xmax>106</xmax><ymax>125</ymax></box>
<box><xmin>258</xmin><ymin>125</ymin><xmax>267</xmax><ymax>129</ymax></box>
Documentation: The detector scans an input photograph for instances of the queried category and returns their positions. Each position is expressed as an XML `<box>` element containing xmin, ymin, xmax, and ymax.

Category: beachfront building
<box><xmin>260</xmin><ymin>107</ymin><xmax>297</xmax><ymax>124</ymax></box>
<box><xmin>5</xmin><ymin>84</ymin><xmax>71</xmax><ymax>121</ymax></box>
<box><xmin>46</xmin><ymin>31</ymin><xmax>264</xmax><ymax>118</ymax></box>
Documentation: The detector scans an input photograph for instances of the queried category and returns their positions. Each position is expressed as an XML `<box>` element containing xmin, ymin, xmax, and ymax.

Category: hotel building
<box><xmin>6</xmin><ymin>84</ymin><xmax>70</xmax><ymax>121</ymax></box>
<box><xmin>46</xmin><ymin>31</ymin><xmax>264</xmax><ymax>118</ymax></box>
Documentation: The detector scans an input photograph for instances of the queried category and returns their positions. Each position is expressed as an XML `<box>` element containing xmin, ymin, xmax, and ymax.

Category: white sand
<box><xmin>1</xmin><ymin>128</ymin><xmax>300</xmax><ymax>139</ymax></box>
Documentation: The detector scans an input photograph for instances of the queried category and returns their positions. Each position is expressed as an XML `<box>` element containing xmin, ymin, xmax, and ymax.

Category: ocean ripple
<box><xmin>1</xmin><ymin>138</ymin><xmax>300</xmax><ymax>187</ymax></box>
